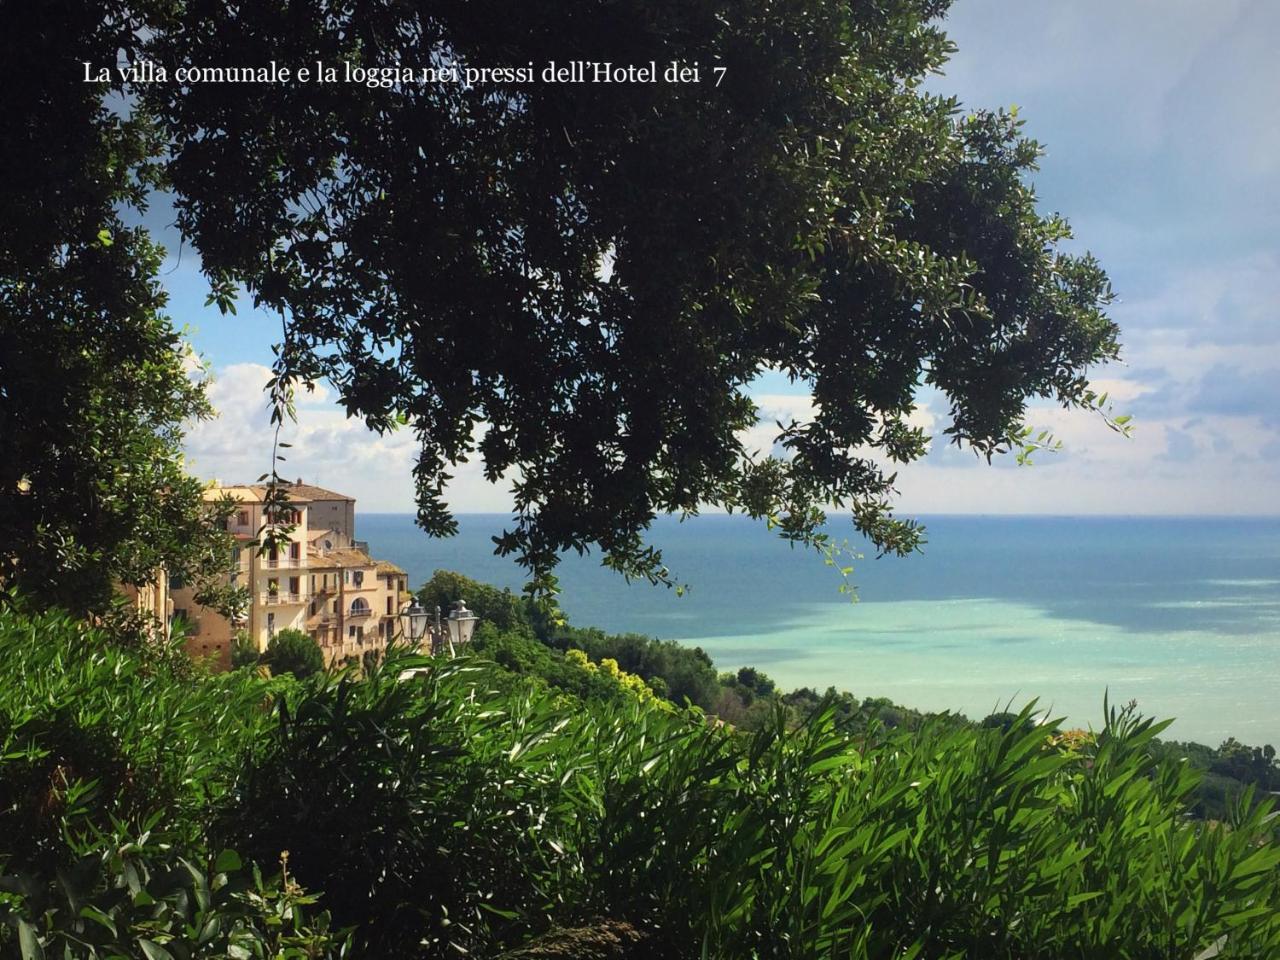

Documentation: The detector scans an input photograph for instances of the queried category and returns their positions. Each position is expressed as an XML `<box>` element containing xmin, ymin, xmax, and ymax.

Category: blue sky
<box><xmin>176</xmin><ymin>0</ymin><xmax>1279</xmax><ymax>514</ymax></box>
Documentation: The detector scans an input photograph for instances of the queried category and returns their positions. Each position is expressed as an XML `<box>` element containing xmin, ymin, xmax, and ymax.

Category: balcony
<box><xmin>263</xmin><ymin>555</ymin><xmax>309</xmax><ymax>570</ymax></box>
<box><xmin>260</xmin><ymin>592</ymin><xmax>304</xmax><ymax>606</ymax></box>
<box><xmin>347</xmin><ymin>605</ymin><xmax>372</xmax><ymax>619</ymax></box>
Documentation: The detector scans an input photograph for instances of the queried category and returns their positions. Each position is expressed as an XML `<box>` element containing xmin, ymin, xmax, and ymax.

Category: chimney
<box><xmin>296</xmin><ymin>477</ymin><xmax>302</xmax><ymax>486</ymax></box>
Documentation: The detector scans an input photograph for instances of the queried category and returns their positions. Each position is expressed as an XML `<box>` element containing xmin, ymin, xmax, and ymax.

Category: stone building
<box><xmin>119</xmin><ymin>568</ymin><xmax>173</xmax><ymax>641</ymax></box>
<box><xmin>170</xmin><ymin>480</ymin><xmax>409</xmax><ymax>670</ymax></box>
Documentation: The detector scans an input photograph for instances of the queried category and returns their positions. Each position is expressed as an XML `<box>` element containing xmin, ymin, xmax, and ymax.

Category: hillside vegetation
<box><xmin>3</xmin><ymin>597</ymin><xmax>1279</xmax><ymax>959</ymax></box>
<box><xmin>419</xmin><ymin>570</ymin><xmax>1280</xmax><ymax>820</ymax></box>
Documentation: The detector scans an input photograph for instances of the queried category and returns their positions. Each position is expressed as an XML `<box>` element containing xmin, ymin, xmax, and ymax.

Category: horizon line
<box><xmin>355</xmin><ymin>511</ymin><xmax>1280</xmax><ymax>520</ymax></box>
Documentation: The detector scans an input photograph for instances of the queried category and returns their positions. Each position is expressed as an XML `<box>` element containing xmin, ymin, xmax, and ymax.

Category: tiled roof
<box><xmin>312</xmin><ymin>547</ymin><xmax>374</xmax><ymax>568</ymax></box>
<box><xmin>204</xmin><ymin>481</ymin><xmax>354</xmax><ymax>503</ymax></box>
<box><xmin>375</xmin><ymin>560</ymin><xmax>406</xmax><ymax>575</ymax></box>
<box><xmin>204</xmin><ymin>485</ymin><xmax>267</xmax><ymax>503</ymax></box>
<box><xmin>286</xmin><ymin>482</ymin><xmax>355</xmax><ymax>502</ymax></box>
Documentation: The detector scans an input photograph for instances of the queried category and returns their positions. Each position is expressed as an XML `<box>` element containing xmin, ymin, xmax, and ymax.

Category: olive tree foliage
<box><xmin>0</xmin><ymin>3</ymin><xmax>241</xmax><ymax>618</ymax></box>
<box><xmin>36</xmin><ymin>0</ymin><xmax>1118</xmax><ymax>601</ymax></box>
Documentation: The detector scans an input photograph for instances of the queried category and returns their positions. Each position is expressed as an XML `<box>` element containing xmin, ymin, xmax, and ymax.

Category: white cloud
<box><xmin>183</xmin><ymin>363</ymin><xmax>515</xmax><ymax>513</ymax></box>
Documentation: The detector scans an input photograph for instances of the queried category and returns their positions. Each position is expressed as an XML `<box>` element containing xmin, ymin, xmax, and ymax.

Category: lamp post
<box><xmin>398</xmin><ymin>602</ymin><xmax>430</xmax><ymax>647</ymax></box>
<box><xmin>444</xmin><ymin>599</ymin><xmax>478</xmax><ymax>657</ymax></box>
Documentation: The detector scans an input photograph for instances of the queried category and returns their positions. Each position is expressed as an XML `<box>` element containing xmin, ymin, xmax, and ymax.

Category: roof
<box><xmin>204</xmin><ymin>481</ymin><xmax>355</xmax><ymax>504</ymax></box>
<box><xmin>286</xmin><ymin>482</ymin><xmax>355</xmax><ymax>502</ymax></box>
<box><xmin>311</xmin><ymin>546</ymin><xmax>375</xmax><ymax>568</ymax></box>
<box><xmin>204</xmin><ymin>484</ymin><xmax>267</xmax><ymax>504</ymax></box>
<box><xmin>375</xmin><ymin>560</ymin><xmax>406</xmax><ymax>575</ymax></box>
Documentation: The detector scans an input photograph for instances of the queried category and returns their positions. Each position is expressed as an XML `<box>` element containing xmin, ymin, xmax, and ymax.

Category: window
<box><xmin>289</xmin><ymin>576</ymin><xmax>300</xmax><ymax>596</ymax></box>
<box><xmin>353</xmin><ymin>571</ymin><xmax>364</xmax><ymax>587</ymax></box>
<box><xmin>290</xmin><ymin>542</ymin><xmax>301</xmax><ymax>560</ymax></box>
<box><xmin>351</xmin><ymin>598</ymin><xmax>369</xmax><ymax>616</ymax></box>
<box><xmin>323</xmin><ymin>539</ymin><xmax>333</xmax><ymax>550</ymax></box>
<box><xmin>238</xmin><ymin>510</ymin><xmax>250</xmax><ymax>526</ymax></box>
<box><xmin>267</xmin><ymin>613</ymin><xmax>275</xmax><ymax>636</ymax></box>
<box><xmin>348</xmin><ymin>625</ymin><xmax>364</xmax><ymax>640</ymax></box>
<box><xmin>385</xmin><ymin>597</ymin><xmax>393</xmax><ymax>615</ymax></box>
<box><xmin>268</xmin><ymin>578</ymin><xmax>279</xmax><ymax>595</ymax></box>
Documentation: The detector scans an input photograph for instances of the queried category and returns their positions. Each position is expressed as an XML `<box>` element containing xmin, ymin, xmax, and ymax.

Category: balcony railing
<box><xmin>260</xmin><ymin>592</ymin><xmax>304</xmax><ymax>605</ymax></box>
<box><xmin>263</xmin><ymin>556</ymin><xmax>309</xmax><ymax>569</ymax></box>
<box><xmin>347</xmin><ymin>605</ymin><xmax>372</xmax><ymax>618</ymax></box>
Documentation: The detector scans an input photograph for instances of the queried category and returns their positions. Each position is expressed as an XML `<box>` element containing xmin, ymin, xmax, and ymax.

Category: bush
<box><xmin>0</xmin><ymin>600</ymin><xmax>347</xmax><ymax>957</ymax></box>
<box><xmin>217</xmin><ymin>648</ymin><xmax>1280</xmax><ymax>959</ymax></box>
<box><xmin>263</xmin><ymin>627</ymin><xmax>324</xmax><ymax>679</ymax></box>
<box><xmin>5</xmin><ymin>597</ymin><xmax>1280</xmax><ymax>959</ymax></box>
<box><xmin>230</xmin><ymin>629</ymin><xmax>260</xmax><ymax>669</ymax></box>
<box><xmin>417</xmin><ymin>570</ymin><xmax>532</xmax><ymax>634</ymax></box>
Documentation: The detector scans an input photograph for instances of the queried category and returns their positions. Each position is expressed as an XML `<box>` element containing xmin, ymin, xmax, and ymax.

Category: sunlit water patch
<box><xmin>676</xmin><ymin>597</ymin><xmax>1280</xmax><ymax>745</ymax></box>
<box><xmin>360</xmin><ymin>514</ymin><xmax>1280</xmax><ymax>746</ymax></box>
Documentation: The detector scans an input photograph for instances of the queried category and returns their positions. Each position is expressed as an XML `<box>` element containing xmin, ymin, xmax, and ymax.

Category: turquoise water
<box><xmin>358</xmin><ymin>514</ymin><xmax>1280</xmax><ymax>746</ymax></box>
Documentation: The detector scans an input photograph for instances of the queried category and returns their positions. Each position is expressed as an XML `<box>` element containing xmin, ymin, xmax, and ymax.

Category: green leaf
<box><xmin>79</xmin><ymin>905</ymin><xmax>118</xmax><ymax>937</ymax></box>
<box><xmin>17</xmin><ymin>921</ymin><xmax>44</xmax><ymax>960</ymax></box>
<box><xmin>139</xmin><ymin>939</ymin><xmax>175</xmax><ymax>960</ymax></box>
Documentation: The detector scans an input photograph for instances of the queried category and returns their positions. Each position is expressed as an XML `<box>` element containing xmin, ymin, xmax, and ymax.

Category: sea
<box><xmin>358</xmin><ymin>514</ymin><xmax>1280</xmax><ymax>747</ymax></box>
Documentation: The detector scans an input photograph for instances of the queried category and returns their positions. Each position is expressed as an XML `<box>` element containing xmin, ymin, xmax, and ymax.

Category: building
<box><xmin>119</xmin><ymin>568</ymin><xmax>173</xmax><ymax>641</ymax></box>
<box><xmin>172</xmin><ymin>480</ymin><xmax>409</xmax><ymax>670</ymax></box>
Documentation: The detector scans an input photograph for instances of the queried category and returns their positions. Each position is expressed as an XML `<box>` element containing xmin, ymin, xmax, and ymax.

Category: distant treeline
<box><xmin>418</xmin><ymin>569</ymin><xmax>1280</xmax><ymax>820</ymax></box>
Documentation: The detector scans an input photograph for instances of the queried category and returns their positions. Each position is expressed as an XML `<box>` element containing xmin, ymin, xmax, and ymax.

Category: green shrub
<box><xmin>216</xmin><ymin>648</ymin><xmax>1280</xmax><ymax>959</ymax></box>
<box><xmin>0</xmin><ymin>600</ymin><xmax>346</xmax><ymax>957</ymax></box>
<box><xmin>217</xmin><ymin>651</ymin><xmax>553</xmax><ymax>956</ymax></box>
<box><xmin>417</xmin><ymin>570</ymin><xmax>532</xmax><ymax>634</ymax></box>
<box><xmin>230</xmin><ymin>629</ymin><xmax>260</xmax><ymax>669</ymax></box>
<box><xmin>5</xmin><ymin>598</ymin><xmax>1279</xmax><ymax>959</ymax></box>
<box><xmin>0</xmin><ymin>828</ymin><xmax>348</xmax><ymax>959</ymax></box>
<box><xmin>263</xmin><ymin>627</ymin><xmax>324</xmax><ymax>679</ymax></box>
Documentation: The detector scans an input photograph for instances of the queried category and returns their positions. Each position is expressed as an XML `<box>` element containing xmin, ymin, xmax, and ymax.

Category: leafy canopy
<box><xmin>0</xmin><ymin>4</ymin><xmax>240</xmax><ymax>616</ymax></box>
<box><xmin>35</xmin><ymin>0</ymin><xmax>1118</xmax><ymax>599</ymax></box>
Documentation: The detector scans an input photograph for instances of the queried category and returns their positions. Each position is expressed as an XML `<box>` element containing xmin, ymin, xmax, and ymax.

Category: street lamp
<box><xmin>394</xmin><ymin>601</ymin><xmax>435</xmax><ymax>682</ymax></box>
<box><xmin>444</xmin><ymin>599</ymin><xmax>478</xmax><ymax>656</ymax></box>
<box><xmin>398</xmin><ymin>602</ymin><xmax>430</xmax><ymax>646</ymax></box>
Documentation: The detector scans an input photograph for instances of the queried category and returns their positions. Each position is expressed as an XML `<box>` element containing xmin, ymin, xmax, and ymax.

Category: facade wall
<box><xmin>145</xmin><ymin>482</ymin><xmax>406</xmax><ymax>672</ymax></box>
<box><xmin>306</xmin><ymin>498</ymin><xmax>355</xmax><ymax>541</ymax></box>
<box><xmin>173</xmin><ymin>593</ymin><xmax>234</xmax><ymax>671</ymax></box>
<box><xmin>119</xmin><ymin>569</ymin><xmax>172</xmax><ymax>641</ymax></box>
<box><xmin>302</xmin><ymin>558</ymin><xmax>410</xmax><ymax>666</ymax></box>
<box><xmin>376</xmin><ymin>570</ymin><xmax>411</xmax><ymax>646</ymax></box>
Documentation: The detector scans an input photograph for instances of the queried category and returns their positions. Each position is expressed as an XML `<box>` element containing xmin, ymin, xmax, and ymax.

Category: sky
<box><xmin>174</xmin><ymin>0</ymin><xmax>1280</xmax><ymax>515</ymax></box>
